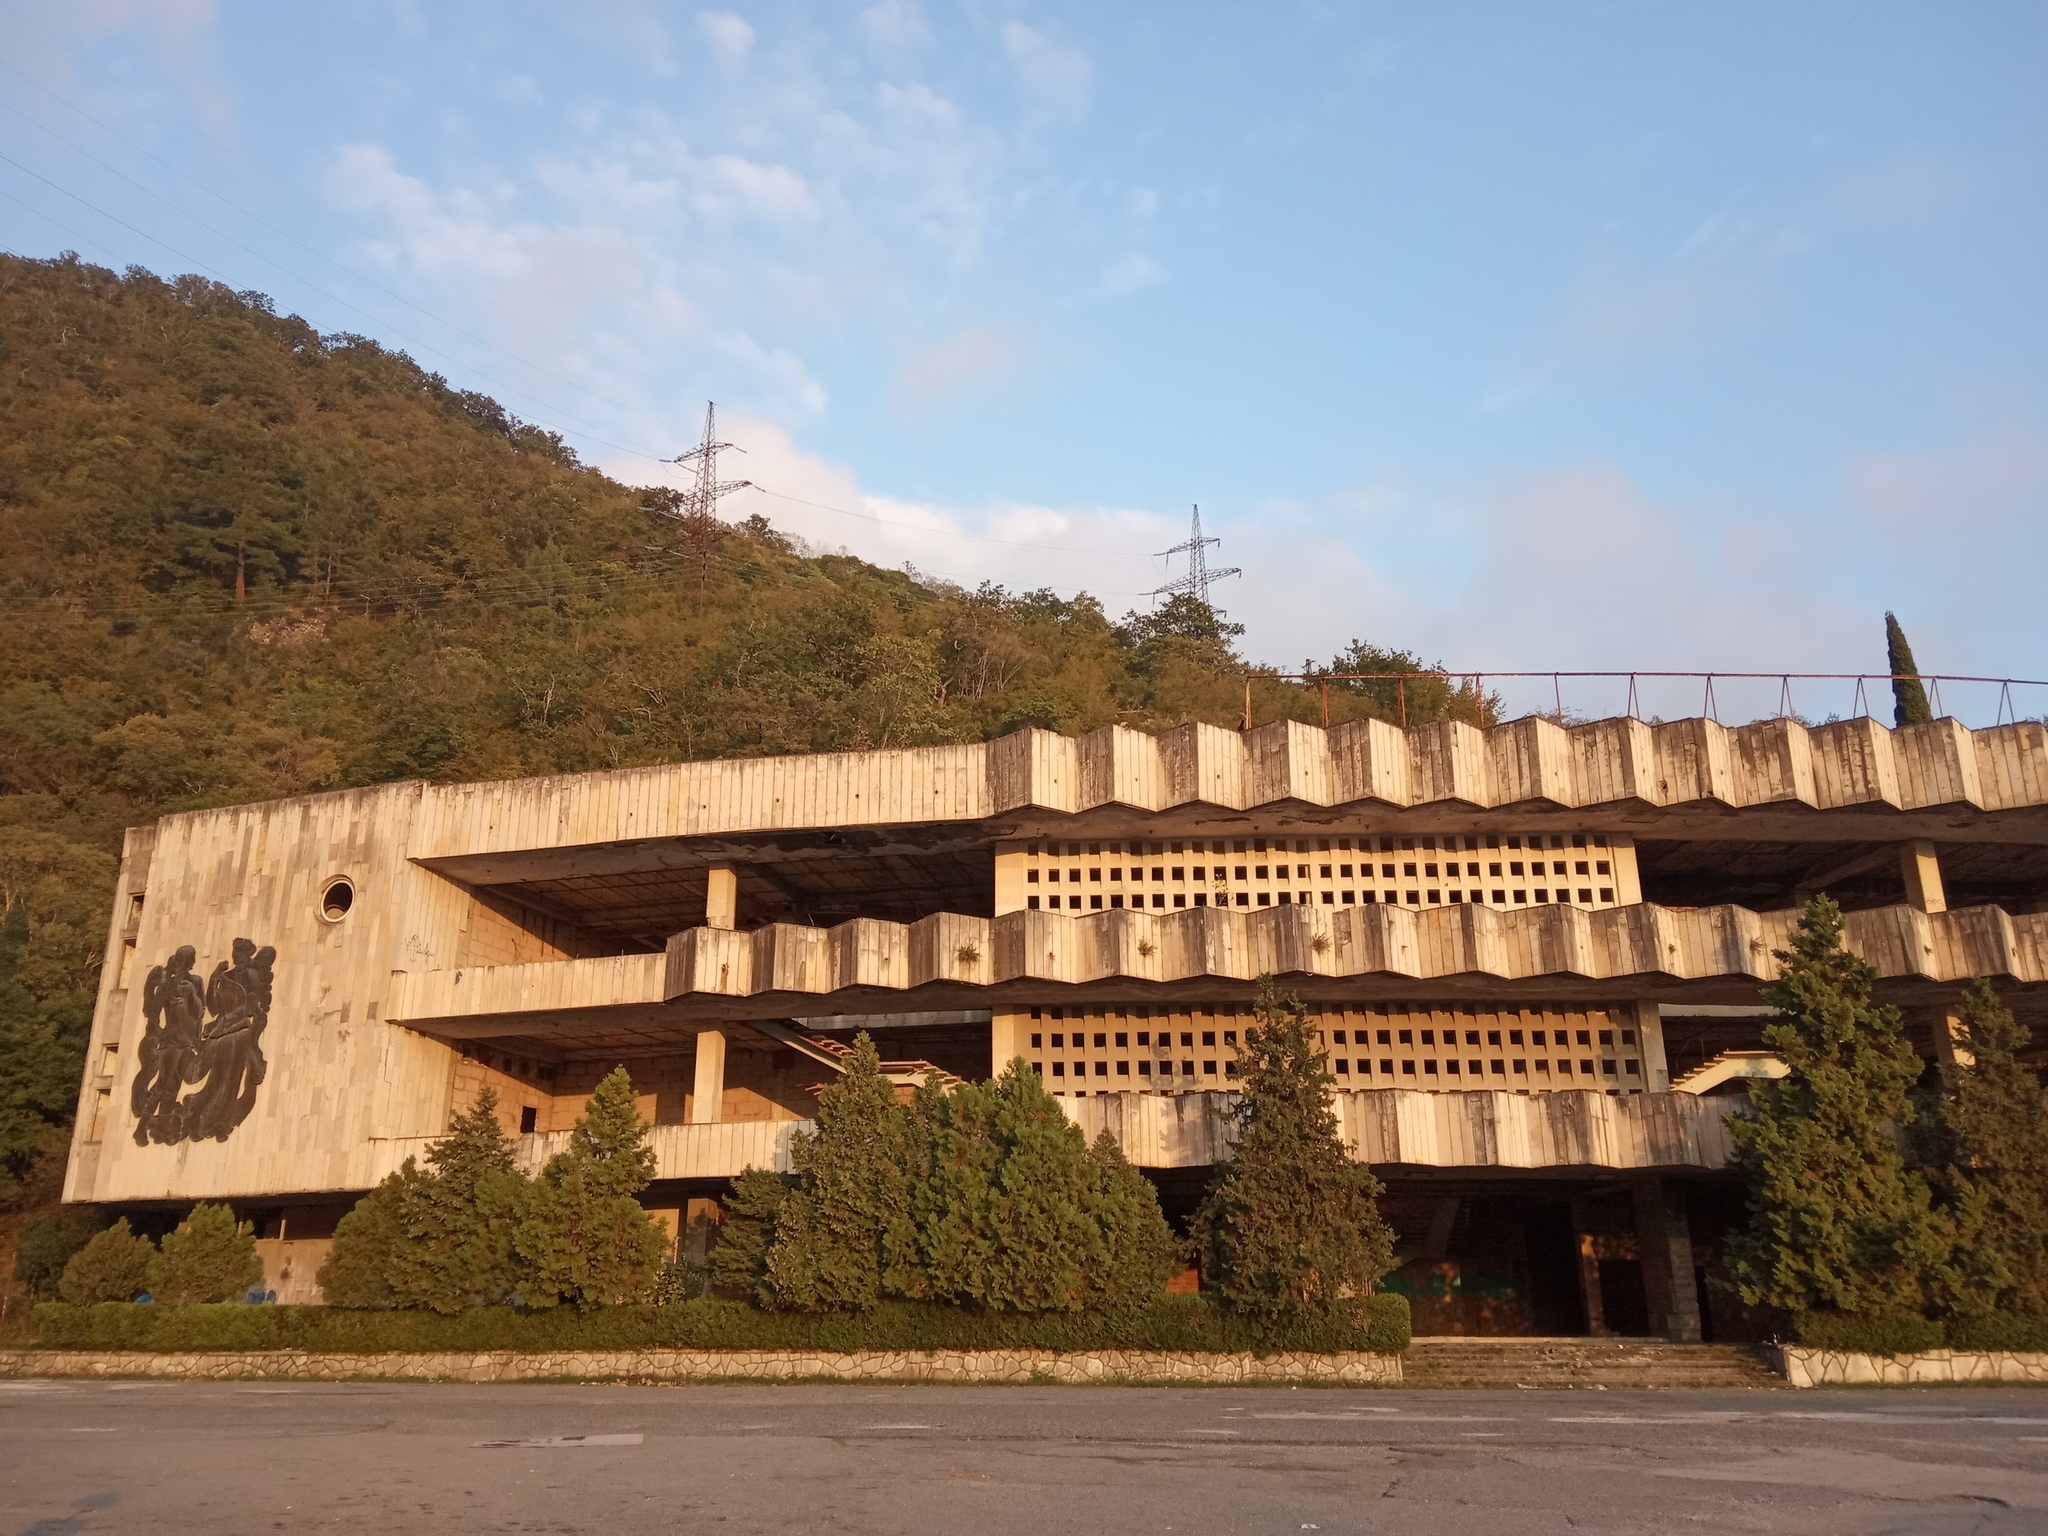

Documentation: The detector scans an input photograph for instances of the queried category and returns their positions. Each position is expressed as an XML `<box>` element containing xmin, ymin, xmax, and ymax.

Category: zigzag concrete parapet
<box><xmin>0</xmin><ymin>1348</ymin><xmax>1402</xmax><ymax>1386</ymax></box>
<box><xmin>647</xmin><ymin>902</ymin><xmax>2046</xmax><ymax>1015</ymax></box>
<box><xmin>404</xmin><ymin>716</ymin><xmax>2048</xmax><ymax>866</ymax></box>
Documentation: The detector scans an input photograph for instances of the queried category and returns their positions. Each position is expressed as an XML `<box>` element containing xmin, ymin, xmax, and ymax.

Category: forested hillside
<box><xmin>0</xmin><ymin>252</ymin><xmax>1476</xmax><ymax>1197</ymax></box>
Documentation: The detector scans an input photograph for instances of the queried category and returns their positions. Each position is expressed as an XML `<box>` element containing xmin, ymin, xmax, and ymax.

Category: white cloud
<box><xmin>895</xmin><ymin>324</ymin><xmax>1016</xmax><ymax>408</ymax></box>
<box><xmin>704</xmin><ymin>154</ymin><xmax>817</xmax><ymax>220</ymax></box>
<box><xmin>861</xmin><ymin>0</ymin><xmax>929</xmax><ymax>52</ymax></box>
<box><xmin>1099</xmin><ymin>252</ymin><xmax>1167</xmax><ymax>296</ymax></box>
<box><xmin>1003</xmin><ymin>21</ymin><xmax>1091</xmax><ymax>119</ymax></box>
<box><xmin>697</xmin><ymin>10</ymin><xmax>753</xmax><ymax>68</ymax></box>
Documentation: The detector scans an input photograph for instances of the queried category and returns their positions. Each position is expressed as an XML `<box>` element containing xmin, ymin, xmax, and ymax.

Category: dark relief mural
<box><xmin>131</xmin><ymin>939</ymin><xmax>275</xmax><ymax>1146</ymax></box>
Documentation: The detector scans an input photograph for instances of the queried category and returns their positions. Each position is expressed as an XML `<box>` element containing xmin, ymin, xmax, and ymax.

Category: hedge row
<box><xmin>1794</xmin><ymin>1310</ymin><xmax>2048</xmax><ymax>1356</ymax></box>
<box><xmin>30</xmin><ymin>1293</ymin><xmax>1412</xmax><ymax>1356</ymax></box>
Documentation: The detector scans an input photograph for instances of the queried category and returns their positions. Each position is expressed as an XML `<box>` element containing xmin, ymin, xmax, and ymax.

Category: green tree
<box><xmin>58</xmin><ymin>1217</ymin><xmax>155</xmax><ymax>1304</ymax></box>
<box><xmin>514</xmin><ymin>1067</ymin><xmax>667</xmax><ymax>1309</ymax></box>
<box><xmin>1933</xmin><ymin>979</ymin><xmax>2048</xmax><ymax>1316</ymax></box>
<box><xmin>1086</xmin><ymin>1130</ymin><xmax>1184</xmax><ymax>1310</ymax></box>
<box><xmin>912</xmin><ymin>1063</ymin><xmax>1179</xmax><ymax>1313</ymax></box>
<box><xmin>708</xmin><ymin>1167</ymin><xmax>792</xmax><ymax>1303</ymax></box>
<box><xmin>0</xmin><ymin>896</ymin><xmax>93</xmax><ymax>1202</ymax></box>
<box><xmin>385</xmin><ymin>1087</ymin><xmax>528</xmax><ymax>1314</ymax></box>
<box><xmin>13</xmin><ymin>1209</ymin><xmax>104</xmax><ymax>1298</ymax></box>
<box><xmin>1723</xmin><ymin>896</ymin><xmax>1954</xmax><ymax>1321</ymax></box>
<box><xmin>760</xmin><ymin>1035</ymin><xmax>919</xmax><ymax>1311</ymax></box>
<box><xmin>1886</xmin><ymin>612</ymin><xmax>1933</xmax><ymax>726</ymax></box>
<box><xmin>316</xmin><ymin>1161</ymin><xmax>424</xmax><ymax>1308</ymax></box>
<box><xmin>149</xmin><ymin>1200</ymin><xmax>265</xmax><ymax>1304</ymax></box>
<box><xmin>1192</xmin><ymin>979</ymin><xmax>1395</xmax><ymax>1318</ymax></box>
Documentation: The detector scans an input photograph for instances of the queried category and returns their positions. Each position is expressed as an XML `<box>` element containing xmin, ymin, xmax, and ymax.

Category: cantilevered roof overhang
<box><xmin>405</xmin><ymin>717</ymin><xmax>2048</xmax><ymax>888</ymax></box>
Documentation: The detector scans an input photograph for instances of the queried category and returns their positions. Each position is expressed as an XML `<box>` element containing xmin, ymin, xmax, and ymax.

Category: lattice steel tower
<box><xmin>1150</xmin><ymin>504</ymin><xmax>1241</xmax><ymax>609</ymax></box>
<box><xmin>666</xmin><ymin>402</ymin><xmax>753</xmax><ymax>522</ymax></box>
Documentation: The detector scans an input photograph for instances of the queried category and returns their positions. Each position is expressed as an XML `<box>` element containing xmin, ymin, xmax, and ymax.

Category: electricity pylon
<box><xmin>1150</xmin><ymin>505</ymin><xmax>1240</xmax><ymax>609</ymax></box>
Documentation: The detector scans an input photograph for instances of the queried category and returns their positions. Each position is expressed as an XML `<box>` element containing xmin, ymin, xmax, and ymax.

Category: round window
<box><xmin>321</xmin><ymin>877</ymin><xmax>355</xmax><ymax>922</ymax></box>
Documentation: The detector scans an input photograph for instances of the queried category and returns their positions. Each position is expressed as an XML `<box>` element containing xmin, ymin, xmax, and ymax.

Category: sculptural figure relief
<box><xmin>132</xmin><ymin>939</ymin><xmax>274</xmax><ymax>1145</ymax></box>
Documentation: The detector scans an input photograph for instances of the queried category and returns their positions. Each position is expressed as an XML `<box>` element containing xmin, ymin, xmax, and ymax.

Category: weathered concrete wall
<box><xmin>0</xmin><ymin>1347</ymin><xmax>1401</xmax><ymax>1386</ymax></box>
<box><xmin>1777</xmin><ymin>1347</ymin><xmax>2048</xmax><ymax>1388</ymax></box>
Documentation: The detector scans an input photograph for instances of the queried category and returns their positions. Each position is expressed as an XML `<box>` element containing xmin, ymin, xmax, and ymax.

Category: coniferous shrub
<box><xmin>711</xmin><ymin>1167</ymin><xmax>792</xmax><ymax>1303</ymax></box>
<box><xmin>1193</xmin><ymin>979</ymin><xmax>1395</xmax><ymax>1318</ymax></box>
<box><xmin>385</xmin><ymin>1087</ymin><xmax>527</xmax><ymax>1314</ymax></box>
<box><xmin>514</xmin><ymin>1066</ymin><xmax>668</xmax><ymax>1309</ymax></box>
<box><xmin>1931</xmin><ymin>979</ymin><xmax>2048</xmax><ymax>1318</ymax></box>
<box><xmin>316</xmin><ymin>1160</ymin><xmax>425</xmax><ymax>1308</ymax></box>
<box><xmin>1087</xmin><ymin>1130</ymin><xmax>1185</xmax><ymax>1310</ymax></box>
<box><xmin>58</xmin><ymin>1218</ymin><xmax>156</xmax><ymax>1304</ymax></box>
<box><xmin>1723</xmin><ymin>896</ymin><xmax>1954</xmax><ymax>1320</ymax></box>
<box><xmin>914</xmin><ymin>1064</ymin><xmax>1181</xmax><ymax>1312</ymax></box>
<box><xmin>33</xmin><ymin>1291</ymin><xmax>1412</xmax><ymax>1355</ymax></box>
<box><xmin>759</xmin><ymin>1035</ymin><xmax>918</xmax><ymax>1310</ymax></box>
<box><xmin>1793</xmin><ymin>1309</ymin><xmax>1947</xmax><ymax>1357</ymax></box>
<box><xmin>14</xmin><ymin>1209</ymin><xmax>104</xmax><ymax>1298</ymax></box>
<box><xmin>149</xmin><ymin>1201</ymin><xmax>265</xmax><ymax>1304</ymax></box>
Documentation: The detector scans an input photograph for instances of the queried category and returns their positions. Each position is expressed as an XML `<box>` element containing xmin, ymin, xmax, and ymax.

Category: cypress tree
<box><xmin>1191</xmin><ymin>979</ymin><xmax>1394</xmax><ymax>1318</ymax></box>
<box><xmin>58</xmin><ymin>1217</ymin><xmax>156</xmax><ymax>1304</ymax></box>
<box><xmin>317</xmin><ymin>1160</ymin><xmax>425</xmax><ymax>1308</ymax></box>
<box><xmin>515</xmin><ymin>1066</ymin><xmax>668</xmax><ymax>1309</ymax></box>
<box><xmin>1935</xmin><ymin>979</ymin><xmax>2048</xmax><ymax>1316</ymax></box>
<box><xmin>1723</xmin><ymin>896</ymin><xmax>1954</xmax><ymax>1321</ymax></box>
<box><xmin>385</xmin><ymin>1086</ymin><xmax>527</xmax><ymax>1314</ymax></box>
<box><xmin>149</xmin><ymin>1201</ymin><xmax>265</xmax><ymax>1303</ymax></box>
<box><xmin>761</xmin><ymin>1034</ymin><xmax>918</xmax><ymax>1310</ymax></box>
<box><xmin>1886</xmin><ymin>612</ymin><xmax>1933</xmax><ymax>726</ymax></box>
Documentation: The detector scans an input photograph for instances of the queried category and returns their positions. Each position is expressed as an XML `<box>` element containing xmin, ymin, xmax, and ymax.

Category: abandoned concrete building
<box><xmin>63</xmin><ymin>715</ymin><xmax>2048</xmax><ymax>1336</ymax></box>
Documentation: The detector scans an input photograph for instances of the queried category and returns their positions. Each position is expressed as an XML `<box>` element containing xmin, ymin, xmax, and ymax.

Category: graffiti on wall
<box><xmin>131</xmin><ymin>939</ymin><xmax>275</xmax><ymax>1145</ymax></box>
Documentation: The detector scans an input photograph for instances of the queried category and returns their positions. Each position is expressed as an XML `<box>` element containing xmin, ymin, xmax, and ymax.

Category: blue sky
<box><xmin>3</xmin><ymin>1</ymin><xmax>2044</xmax><ymax>723</ymax></box>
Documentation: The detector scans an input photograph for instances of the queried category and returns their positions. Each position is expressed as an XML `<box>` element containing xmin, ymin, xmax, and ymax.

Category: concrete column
<box><xmin>1635</xmin><ymin>1001</ymin><xmax>1671</xmax><ymax>1091</ymax></box>
<box><xmin>1631</xmin><ymin>1178</ymin><xmax>1703</xmax><ymax>1342</ymax></box>
<box><xmin>705</xmin><ymin>866</ymin><xmax>738</xmax><ymax>929</ymax></box>
<box><xmin>690</xmin><ymin>1028</ymin><xmax>728</xmax><ymax>1124</ymax></box>
<box><xmin>1902</xmin><ymin>840</ymin><xmax>1947</xmax><ymax>914</ymax></box>
<box><xmin>990</xmin><ymin>1012</ymin><xmax>1026</xmax><ymax>1075</ymax></box>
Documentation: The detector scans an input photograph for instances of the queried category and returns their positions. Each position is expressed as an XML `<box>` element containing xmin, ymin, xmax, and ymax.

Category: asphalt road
<box><xmin>5</xmin><ymin>1380</ymin><xmax>2048</xmax><ymax>1535</ymax></box>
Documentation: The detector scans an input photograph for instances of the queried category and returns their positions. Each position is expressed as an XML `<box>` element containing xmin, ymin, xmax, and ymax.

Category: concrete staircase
<box><xmin>1402</xmin><ymin>1338</ymin><xmax>1783</xmax><ymax>1390</ymax></box>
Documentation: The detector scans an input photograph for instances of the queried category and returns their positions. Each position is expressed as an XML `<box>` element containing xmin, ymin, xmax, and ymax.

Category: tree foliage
<box><xmin>1932</xmin><ymin>979</ymin><xmax>2048</xmax><ymax>1316</ymax></box>
<box><xmin>1886</xmin><ymin>612</ymin><xmax>1933</xmax><ymax>727</ymax></box>
<box><xmin>149</xmin><ymin>1200</ymin><xmax>264</xmax><ymax>1304</ymax></box>
<box><xmin>721</xmin><ymin>1048</ymin><xmax>1180</xmax><ymax>1314</ymax></box>
<box><xmin>316</xmin><ymin>1160</ymin><xmax>423</xmax><ymax>1309</ymax></box>
<box><xmin>58</xmin><ymin>1217</ymin><xmax>155</xmax><ymax>1304</ymax></box>
<box><xmin>13</xmin><ymin>1208</ymin><xmax>104</xmax><ymax>1298</ymax></box>
<box><xmin>1723</xmin><ymin>896</ymin><xmax>1954</xmax><ymax>1320</ymax></box>
<box><xmin>514</xmin><ymin>1067</ymin><xmax>668</xmax><ymax>1310</ymax></box>
<box><xmin>382</xmin><ymin>1088</ymin><xmax>525</xmax><ymax>1314</ymax></box>
<box><xmin>1192</xmin><ymin>979</ymin><xmax>1395</xmax><ymax>1318</ymax></box>
<box><xmin>758</xmin><ymin>1035</ymin><xmax>917</xmax><ymax>1311</ymax></box>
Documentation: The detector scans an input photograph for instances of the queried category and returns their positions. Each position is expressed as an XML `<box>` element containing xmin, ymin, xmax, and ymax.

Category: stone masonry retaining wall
<box><xmin>0</xmin><ymin>1348</ymin><xmax>1402</xmax><ymax>1387</ymax></box>
<box><xmin>1777</xmin><ymin>1347</ymin><xmax>2048</xmax><ymax>1388</ymax></box>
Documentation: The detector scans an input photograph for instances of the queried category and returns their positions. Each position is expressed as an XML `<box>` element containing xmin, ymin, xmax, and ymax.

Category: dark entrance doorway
<box><xmin>1524</xmin><ymin>1203</ymin><xmax>1586</xmax><ymax>1335</ymax></box>
<box><xmin>1597</xmin><ymin>1258</ymin><xmax>1651</xmax><ymax>1336</ymax></box>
